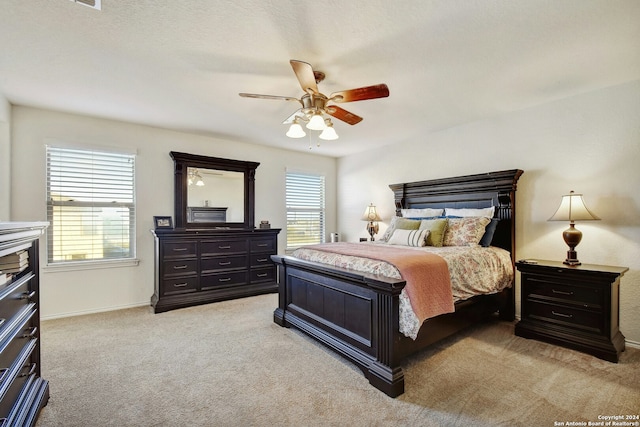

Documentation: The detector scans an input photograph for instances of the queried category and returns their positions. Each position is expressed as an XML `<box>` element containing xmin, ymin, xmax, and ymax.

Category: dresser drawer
<box><xmin>250</xmin><ymin>254</ymin><xmax>273</xmax><ymax>268</ymax></box>
<box><xmin>525</xmin><ymin>300</ymin><xmax>603</xmax><ymax>334</ymax></box>
<box><xmin>162</xmin><ymin>260</ymin><xmax>198</xmax><ymax>278</ymax></box>
<box><xmin>161</xmin><ymin>277</ymin><xmax>198</xmax><ymax>296</ymax></box>
<box><xmin>0</xmin><ymin>276</ymin><xmax>34</xmax><ymax>329</ymax></box>
<box><xmin>201</xmin><ymin>255</ymin><xmax>246</xmax><ymax>273</ymax></box>
<box><xmin>523</xmin><ymin>276</ymin><xmax>602</xmax><ymax>308</ymax></box>
<box><xmin>201</xmin><ymin>240</ymin><xmax>248</xmax><ymax>255</ymax></box>
<box><xmin>251</xmin><ymin>238</ymin><xmax>275</xmax><ymax>252</ymax></box>
<box><xmin>200</xmin><ymin>271</ymin><xmax>247</xmax><ymax>290</ymax></box>
<box><xmin>0</xmin><ymin>338</ymin><xmax>38</xmax><ymax>419</ymax></box>
<box><xmin>162</xmin><ymin>242</ymin><xmax>197</xmax><ymax>259</ymax></box>
<box><xmin>250</xmin><ymin>267</ymin><xmax>275</xmax><ymax>283</ymax></box>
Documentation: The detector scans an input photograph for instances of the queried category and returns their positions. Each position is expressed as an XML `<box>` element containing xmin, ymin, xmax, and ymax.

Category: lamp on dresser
<box><xmin>548</xmin><ymin>190</ymin><xmax>600</xmax><ymax>266</ymax></box>
<box><xmin>362</xmin><ymin>203</ymin><xmax>381</xmax><ymax>241</ymax></box>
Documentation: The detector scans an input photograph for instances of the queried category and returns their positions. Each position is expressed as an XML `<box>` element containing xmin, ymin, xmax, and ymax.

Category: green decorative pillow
<box><xmin>380</xmin><ymin>217</ymin><xmax>421</xmax><ymax>242</ymax></box>
<box><xmin>419</xmin><ymin>218</ymin><xmax>448</xmax><ymax>247</ymax></box>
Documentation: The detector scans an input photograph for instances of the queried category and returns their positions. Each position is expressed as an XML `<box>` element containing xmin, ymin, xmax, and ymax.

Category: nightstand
<box><xmin>515</xmin><ymin>259</ymin><xmax>628</xmax><ymax>362</ymax></box>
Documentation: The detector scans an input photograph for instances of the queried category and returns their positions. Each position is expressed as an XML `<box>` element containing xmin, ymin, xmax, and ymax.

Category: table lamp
<box><xmin>362</xmin><ymin>203</ymin><xmax>381</xmax><ymax>241</ymax></box>
<box><xmin>548</xmin><ymin>191</ymin><xmax>600</xmax><ymax>265</ymax></box>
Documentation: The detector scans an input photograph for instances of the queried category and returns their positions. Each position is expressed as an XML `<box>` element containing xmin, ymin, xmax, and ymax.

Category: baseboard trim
<box><xmin>41</xmin><ymin>301</ymin><xmax>149</xmax><ymax>321</ymax></box>
<box><xmin>626</xmin><ymin>339</ymin><xmax>640</xmax><ymax>350</ymax></box>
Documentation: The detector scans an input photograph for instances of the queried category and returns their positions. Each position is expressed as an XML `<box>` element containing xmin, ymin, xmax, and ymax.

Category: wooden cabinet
<box><xmin>0</xmin><ymin>222</ymin><xmax>49</xmax><ymax>426</ymax></box>
<box><xmin>515</xmin><ymin>259</ymin><xmax>628</xmax><ymax>362</ymax></box>
<box><xmin>151</xmin><ymin>228</ymin><xmax>280</xmax><ymax>313</ymax></box>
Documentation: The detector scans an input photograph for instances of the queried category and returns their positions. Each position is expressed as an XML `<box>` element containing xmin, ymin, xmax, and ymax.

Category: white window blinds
<box><xmin>286</xmin><ymin>172</ymin><xmax>325</xmax><ymax>251</ymax></box>
<box><xmin>46</xmin><ymin>146</ymin><xmax>136</xmax><ymax>264</ymax></box>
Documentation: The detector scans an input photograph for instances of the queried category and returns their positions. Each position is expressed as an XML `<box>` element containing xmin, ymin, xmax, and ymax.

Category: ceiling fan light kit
<box><xmin>240</xmin><ymin>60</ymin><xmax>389</xmax><ymax>147</ymax></box>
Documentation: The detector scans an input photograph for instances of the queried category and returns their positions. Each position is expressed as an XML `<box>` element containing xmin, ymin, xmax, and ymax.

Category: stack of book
<box><xmin>0</xmin><ymin>250</ymin><xmax>29</xmax><ymax>275</ymax></box>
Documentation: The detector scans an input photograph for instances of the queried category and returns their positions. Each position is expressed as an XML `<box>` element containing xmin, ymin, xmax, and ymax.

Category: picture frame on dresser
<box><xmin>153</xmin><ymin>216</ymin><xmax>173</xmax><ymax>229</ymax></box>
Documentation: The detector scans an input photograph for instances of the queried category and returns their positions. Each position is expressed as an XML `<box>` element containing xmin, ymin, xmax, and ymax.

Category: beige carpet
<box><xmin>35</xmin><ymin>294</ymin><xmax>640</xmax><ymax>427</ymax></box>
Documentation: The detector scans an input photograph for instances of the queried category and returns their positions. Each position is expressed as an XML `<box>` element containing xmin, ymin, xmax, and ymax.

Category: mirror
<box><xmin>171</xmin><ymin>152</ymin><xmax>259</xmax><ymax>229</ymax></box>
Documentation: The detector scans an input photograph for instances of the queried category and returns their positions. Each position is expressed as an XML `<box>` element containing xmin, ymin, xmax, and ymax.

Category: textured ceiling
<box><xmin>1</xmin><ymin>0</ymin><xmax>639</xmax><ymax>157</ymax></box>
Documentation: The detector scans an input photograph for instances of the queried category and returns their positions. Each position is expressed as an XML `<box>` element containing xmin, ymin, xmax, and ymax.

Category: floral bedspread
<box><xmin>291</xmin><ymin>243</ymin><xmax>514</xmax><ymax>339</ymax></box>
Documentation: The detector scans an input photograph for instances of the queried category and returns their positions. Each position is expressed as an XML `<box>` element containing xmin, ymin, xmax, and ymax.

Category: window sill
<box><xmin>43</xmin><ymin>258</ymin><xmax>140</xmax><ymax>273</ymax></box>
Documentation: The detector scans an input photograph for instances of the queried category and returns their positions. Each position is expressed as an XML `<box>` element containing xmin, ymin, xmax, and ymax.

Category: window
<box><xmin>46</xmin><ymin>145</ymin><xmax>136</xmax><ymax>264</ymax></box>
<box><xmin>286</xmin><ymin>171</ymin><xmax>325</xmax><ymax>251</ymax></box>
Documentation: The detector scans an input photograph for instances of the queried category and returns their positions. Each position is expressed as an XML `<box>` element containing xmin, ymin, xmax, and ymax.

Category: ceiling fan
<box><xmin>239</xmin><ymin>60</ymin><xmax>389</xmax><ymax>141</ymax></box>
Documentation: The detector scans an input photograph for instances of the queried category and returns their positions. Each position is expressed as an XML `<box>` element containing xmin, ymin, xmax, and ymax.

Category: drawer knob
<box><xmin>257</xmin><ymin>273</ymin><xmax>268</xmax><ymax>278</ymax></box>
<box><xmin>218</xmin><ymin>277</ymin><xmax>231</xmax><ymax>282</ymax></box>
<box><xmin>173</xmin><ymin>283</ymin><xmax>188</xmax><ymax>288</ymax></box>
<box><xmin>218</xmin><ymin>245</ymin><xmax>232</xmax><ymax>249</ymax></box>
<box><xmin>21</xmin><ymin>326</ymin><xmax>38</xmax><ymax>339</ymax></box>
<box><xmin>173</xmin><ymin>265</ymin><xmax>188</xmax><ymax>270</ymax></box>
<box><xmin>257</xmin><ymin>258</ymin><xmax>268</xmax><ymax>263</ymax></box>
<box><xmin>552</xmin><ymin>311</ymin><xmax>573</xmax><ymax>319</ymax></box>
<box><xmin>219</xmin><ymin>261</ymin><xmax>232</xmax><ymax>266</ymax></box>
<box><xmin>20</xmin><ymin>363</ymin><xmax>37</xmax><ymax>377</ymax></box>
<box><xmin>552</xmin><ymin>289</ymin><xmax>573</xmax><ymax>296</ymax></box>
<box><xmin>172</xmin><ymin>247</ymin><xmax>188</xmax><ymax>252</ymax></box>
<box><xmin>257</xmin><ymin>243</ymin><xmax>268</xmax><ymax>247</ymax></box>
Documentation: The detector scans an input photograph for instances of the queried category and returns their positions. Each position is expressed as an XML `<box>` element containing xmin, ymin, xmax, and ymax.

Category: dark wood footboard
<box><xmin>273</xmin><ymin>254</ymin><xmax>408</xmax><ymax>397</ymax></box>
<box><xmin>273</xmin><ymin>254</ymin><xmax>513</xmax><ymax>397</ymax></box>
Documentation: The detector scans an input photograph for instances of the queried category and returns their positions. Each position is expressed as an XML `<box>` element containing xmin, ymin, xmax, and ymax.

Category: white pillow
<box><xmin>387</xmin><ymin>229</ymin><xmax>430</xmax><ymax>247</ymax></box>
<box><xmin>445</xmin><ymin>206</ymin><xmax>495</xmax><ymax>218</ymax></box>
<box><xmin>401</xmin><ymin>208</ymin><xmax>444</xmax><ymax>218</ymax></box>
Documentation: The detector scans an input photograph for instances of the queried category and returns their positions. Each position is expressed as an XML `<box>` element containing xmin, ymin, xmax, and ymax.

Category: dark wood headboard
<box><xmin>389</xmin><ymin>169</ymin><xmax>523</xmax><ymax>261</ymax></box>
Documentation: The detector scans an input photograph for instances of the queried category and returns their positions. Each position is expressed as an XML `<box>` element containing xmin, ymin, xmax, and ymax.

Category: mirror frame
<box><xmin>170</xmin><ymin>151</ymin><xmax>259</xmax><ymax>230</ymax></box>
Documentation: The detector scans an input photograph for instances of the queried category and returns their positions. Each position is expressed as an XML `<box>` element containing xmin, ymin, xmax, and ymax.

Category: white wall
<box><xmin>10</xmin><ymin>106</ymin><xmax>336</xmax><ymax>319</ymax></box>
<box><xmin>337</xmin><ymin>80</ymin><xmax>640</xmax><ymax>345</ymax></box>
<box><xmin>0</xmin><ymin>95</ymin><xmax>10</xmax><ymax>221</ymax></box>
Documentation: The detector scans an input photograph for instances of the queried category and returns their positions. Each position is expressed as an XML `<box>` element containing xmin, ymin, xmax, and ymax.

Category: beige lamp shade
<box><xmin>548</xmin><ymin>191</ymin><xmax>600</xmax><ymax>222</ymax></box>
<box><xmin>361</xmin><ymin>204</ymin><xmax>382</xmax><ymax>222</ymax></box>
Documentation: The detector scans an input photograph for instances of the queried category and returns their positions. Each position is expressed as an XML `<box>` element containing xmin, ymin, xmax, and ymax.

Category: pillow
<box><xmin>380</xmin><ymin>217</ymin><xmax>421</xmax><ymax>242</ymax></box>
<box><xmin>445</xmin><ymin>206</ymin><xmax>495</xmax><ymax>218</ymax></box>
<box><xmin>387</xmin><ymin>229</ymin><xmax>429</xmax><ymax>247</ymax></box>
<box><xmin>401</xmin><ymin>208</ymin><xmax>444</xmax><ymax>218</ymax></box>
<box><xmin>443</xmin><ymin>217</ymin><xmax>491</xmax><ymax>246</ymax></box>
<box><xmin>418</xmin><ymin>218</ymin><xmax>448</xmax><ymax>247</ymax></box>
<box><xmin>479</xmin><ymin>218</ymin><xmax>499</xmax><ymax>247</ymax></box>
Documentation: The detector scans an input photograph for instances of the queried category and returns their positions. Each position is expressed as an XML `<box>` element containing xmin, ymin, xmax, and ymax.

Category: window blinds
<box><xmin>46</xmin><ymin>146</ymin><xmax>136</xmax><ymax>263</ymax></box>
<box><xmin>285</xmin><ymin>172</ymin><xmax>325</xmax><ymax>250</ymax></box>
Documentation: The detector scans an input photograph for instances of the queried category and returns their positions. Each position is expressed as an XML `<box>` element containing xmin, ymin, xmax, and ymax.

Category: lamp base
<box><xmin>562</xmin><ymin>224</ymin><xmax>582</xmax><ymax>266</ymax></box>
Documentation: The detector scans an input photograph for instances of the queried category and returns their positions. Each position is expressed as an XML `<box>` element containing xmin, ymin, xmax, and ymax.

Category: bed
<box><xmin>272</xmin><ymin>169</ymin><xmax>523</xmax><ymax>397</ymax></box>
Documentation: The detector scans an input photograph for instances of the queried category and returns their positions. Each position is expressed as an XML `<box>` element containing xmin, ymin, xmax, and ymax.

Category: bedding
<box><xmin>291</xmin><ymin>242</ymin><xmax>514</xmax><ymax>339</ymax></box>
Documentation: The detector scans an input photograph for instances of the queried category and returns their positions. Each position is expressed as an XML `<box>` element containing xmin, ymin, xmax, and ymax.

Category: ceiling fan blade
<box><xmin>239</xmin><ymin>93</ymin><xmax>301</xmax><ymax>103</ymax></box>
<box><xmin>325</xmin><ymin>105</ymin><xmax>363</xmax><ymax>125</ymax></box>
<box><xmin>329</xmin><ymin>84</ymin><xmax>390</xmax><ymax>103</ymax></box>
<box><xmin>290</xmin><ymin>60</ymin><xmax>319</xmax><ymax>95</ymax></box>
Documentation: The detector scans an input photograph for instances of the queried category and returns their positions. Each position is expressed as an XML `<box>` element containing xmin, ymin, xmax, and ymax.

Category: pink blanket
<box><xmin>300</xmin><ymin>243</ymin><xmax>455</xmax><ymax>322</ymax></box>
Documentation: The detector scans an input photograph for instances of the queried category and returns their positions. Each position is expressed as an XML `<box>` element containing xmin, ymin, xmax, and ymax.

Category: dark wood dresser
<box><xmin>151</xmin><ymin>228</ymin><xmax>280</xmax><ymax>313</ymax></box>
<box><xmin>515</xmin><ymin>259</ymin><xmax>628</xmax><ymax>362</ymax></box>
<box><xmin>0</xmin><ymin>222</ymin><xmax>49</xmax><ymax>426</ymax></box>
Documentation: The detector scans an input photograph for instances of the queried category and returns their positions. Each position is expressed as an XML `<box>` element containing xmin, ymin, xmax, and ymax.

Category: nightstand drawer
<box><xmin>526</xmin><ymin>301</ymin><xmax>603</xmax><ymax>334</ymax></box>
<box><xmin>524</xmin><ymin>277</ymin><xmax>602</xmax><ymax>308</ymax></box>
